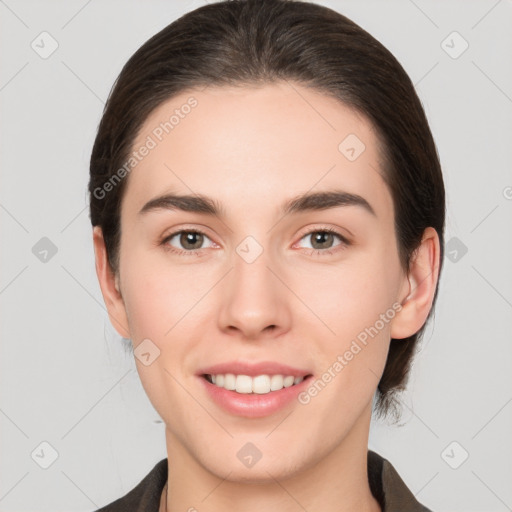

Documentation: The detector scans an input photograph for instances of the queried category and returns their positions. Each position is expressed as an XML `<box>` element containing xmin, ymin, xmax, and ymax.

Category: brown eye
<box><xmin>309</xmin><ymin>231</ymin><xmax>337</xmax><ymax>250</ymax></box>
<box><xmin>296</xmin><ymin>228</ymin><xmax>350</xmax><ymax>256</ymax></box>
<box><xmin>179</xmin><ymin>231</ymin><xmax>204</xmax><ymax>250</ymax></box>
<box><xmin>162</xmin><ymin>230</ymin><xmax>215</xmax><ymax>254</ymax></box>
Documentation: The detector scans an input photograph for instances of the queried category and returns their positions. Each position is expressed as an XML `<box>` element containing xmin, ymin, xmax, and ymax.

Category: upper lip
<box><xmin>197</xmin><ymin>361</ymin><xmax>312</xmax><ymax>378</ymax></box>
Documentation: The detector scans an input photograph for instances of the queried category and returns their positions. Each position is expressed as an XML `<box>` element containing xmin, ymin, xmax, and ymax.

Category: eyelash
<box><xmin>159</xmin><ymin>227</ymin><xmax>351</xmax><ymax>257</ymax></box>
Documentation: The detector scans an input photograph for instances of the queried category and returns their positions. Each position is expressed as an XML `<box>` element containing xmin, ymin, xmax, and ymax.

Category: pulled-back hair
<box><xmin>89</xmin><ymin>0</ymin><xmax>445</xmax><ymax>418</ymax></box>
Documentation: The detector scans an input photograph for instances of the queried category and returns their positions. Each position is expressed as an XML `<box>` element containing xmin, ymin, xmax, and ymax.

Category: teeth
<box><xmin>235</xmin><ymin>375</ymin><xmax>253</xmax><ymax>394</ymax></box>
<box><xmin>284</xmin><ymin>376</ymin><xmax>295</xmax><ymax>387</ymax></box>
<box><xmin>224</xmin><ymin>373</ymin><xmax>236</xmax><ymax>390</ymax></box>
<box><xmin>207</xmin><ymin>373</ymin><xmax>306</xmax><ymax>394</ymax></box>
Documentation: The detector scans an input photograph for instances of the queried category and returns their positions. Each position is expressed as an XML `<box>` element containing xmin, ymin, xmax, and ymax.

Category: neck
<box><xmin>162</xmin><ymin>406</ymin><xmax>381</xmax><ymax>512</ymax></box>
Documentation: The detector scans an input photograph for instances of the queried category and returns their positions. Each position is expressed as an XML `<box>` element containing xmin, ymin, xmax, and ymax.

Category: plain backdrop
<box><xmin>1</xmin><ymin>1</ymin><xmax>511</xmax><ymax>511</ymax></box>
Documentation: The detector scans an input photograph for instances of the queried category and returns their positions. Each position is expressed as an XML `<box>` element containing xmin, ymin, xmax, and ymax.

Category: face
<box><xmin>98</xmin><ymin>82</ymin><xmax>414</xmax><ymax>482</ymax></box>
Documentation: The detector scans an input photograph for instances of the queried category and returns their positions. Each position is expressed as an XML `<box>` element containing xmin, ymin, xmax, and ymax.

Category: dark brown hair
<box><xmin>89</xmin><ymin>0</ymin><xmax>445</xmax><ymax>418</ymax></box>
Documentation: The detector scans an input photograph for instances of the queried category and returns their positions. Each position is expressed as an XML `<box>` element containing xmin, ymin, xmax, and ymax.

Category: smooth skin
<box><xmin>93</xmin><ymin>82</ymin><xmax>440</xmax><ymax>512</ymax></box>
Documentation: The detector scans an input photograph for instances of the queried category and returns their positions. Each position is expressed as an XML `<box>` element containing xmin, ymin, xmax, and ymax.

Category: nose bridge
<box><xmin>232</xmin><ymin>233</ymin><xmax>277</xmax><ymax>307</ymax></box>
<box><xmin>218</xmin><ymin>233</ymin><xmax>289</xmax><ymax>337</ymax></box>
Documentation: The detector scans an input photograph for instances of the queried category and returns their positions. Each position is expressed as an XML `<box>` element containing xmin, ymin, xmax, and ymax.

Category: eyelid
<box><xmin>160</xmin><ymin>224</ymin><xmax>352</xmax><ymax>256</ymax></box>
<box><xmin>292</xmin><ymin>225</ymin><xmax>351</xmax><ymax>256</ymax></box>
<box><xmin>160</xmin><ymin>224</ymin><xmax>216</xmax><ymax>242</ymax></box>
<box><xmin>294</xmin><ymin>224</ymin><xmax>352</xmax><ymax>245</ymax></box>
<box><xmin>159</xmin><ymin>225</ymin><xmax>217</xmax><ymax>256</ymax></box>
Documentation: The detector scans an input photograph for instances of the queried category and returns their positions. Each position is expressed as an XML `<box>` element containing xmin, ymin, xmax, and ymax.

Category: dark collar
<box><xmin>95</xmin><ymin>450</ymin><xmax>432</xmax><ymax>511</ymax></box>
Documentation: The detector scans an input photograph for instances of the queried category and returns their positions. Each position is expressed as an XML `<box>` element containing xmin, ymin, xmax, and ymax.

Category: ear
<box><xmin>92</xmin><ymin>226</ymin><xmax>130</xmax><ymax>339</ymax></box>
<box><xmin>390</xmin><ymin>227</ymin><xmax>441</xmax><ymax>339</ymax></box>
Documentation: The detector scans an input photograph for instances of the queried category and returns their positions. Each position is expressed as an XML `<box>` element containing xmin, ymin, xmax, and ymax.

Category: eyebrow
<box><xmin>138</xmin><ymin>189</ymin><xmax>376</xmax><ymax>218</ymax></box>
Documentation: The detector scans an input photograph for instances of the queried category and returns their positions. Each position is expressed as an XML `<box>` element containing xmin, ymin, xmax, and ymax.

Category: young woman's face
<box><xmin>108</xmin><ymin>82</ymin><xmax>412</xmax><ymax>480</ymax></box>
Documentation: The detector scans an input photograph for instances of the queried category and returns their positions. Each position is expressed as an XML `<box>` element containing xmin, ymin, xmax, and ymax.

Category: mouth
<box><xmin>197</xmin><ymin>361</ymin><xmax>314</xmax><ymax>418</ymax></box>
<box><xmin>202</xmin><ymin>373</ymin><xmax>312</xmax><ymax>395</ymax></box>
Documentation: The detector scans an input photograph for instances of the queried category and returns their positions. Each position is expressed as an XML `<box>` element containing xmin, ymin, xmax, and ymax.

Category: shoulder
<box><xmin>93</xmin><ymin>458</ymin><xmax>168</xmax><ymax>512</ymax></box>
<box><xmin>368</xmin><ymin>450</ymin><xmax>433</xmax><ymax>512</ymax></box>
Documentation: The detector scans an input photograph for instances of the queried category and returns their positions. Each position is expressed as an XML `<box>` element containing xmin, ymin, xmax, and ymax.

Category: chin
<box><xmin>197</xmin><ymin>442</ymin><xmax>316</xmax><ymax>484</ymax></box>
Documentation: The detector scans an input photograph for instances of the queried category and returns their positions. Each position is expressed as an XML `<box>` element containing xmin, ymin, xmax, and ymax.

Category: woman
<box><xmin>89</xmin><ymin>0</ymin><xmax>444</xmax><ymax>510</ymax></box>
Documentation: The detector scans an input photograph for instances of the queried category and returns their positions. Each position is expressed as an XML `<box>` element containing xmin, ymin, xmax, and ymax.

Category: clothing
<box><xmin>94</xmin><ymin>450</ymin><xmax>432</xmax><ymax>511</ymax></box>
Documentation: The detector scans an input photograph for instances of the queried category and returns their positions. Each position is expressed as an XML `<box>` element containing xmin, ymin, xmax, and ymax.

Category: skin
<box><xmin>93</xmin><ymin>81</ymin><xmax>440</xmax><ymax>512</ymax></box>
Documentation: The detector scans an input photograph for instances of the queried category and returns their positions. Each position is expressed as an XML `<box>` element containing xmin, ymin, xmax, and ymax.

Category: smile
<box><xmin>204</xmin><ymin>373</ymin><xmax>306</xmax><ymax>394</ymax></box>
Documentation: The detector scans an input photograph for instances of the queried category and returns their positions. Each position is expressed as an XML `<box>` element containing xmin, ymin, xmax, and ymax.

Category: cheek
<box><xmin>119</xmin><ymin>247</ymin><xmax>205</xmax><ymax>340</ymax></box>
<box><xmin>297</xmin><ymin>253</ymin><xmax>400</xmax><ymax>338</ymax></box>
<box><xmin>292</xmin><ymin>261</ymin><xmax>397</xmax><ymax>428</ymax></box>
<box><xmin>291</xmin><ymin>246</ymin><xmax>401</xmax><ymax>393</ymax></box>
<box><xmin>118</xmin><ymin>250</ymin><xmax>203</xmax><ymax>423</ymax></box>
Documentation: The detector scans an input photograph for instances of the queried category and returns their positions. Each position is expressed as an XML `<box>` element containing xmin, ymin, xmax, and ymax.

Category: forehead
<box><xmin>123</xmin><ymin>82</ymin><xmax>392</xmax><ymax>222</ymax></box>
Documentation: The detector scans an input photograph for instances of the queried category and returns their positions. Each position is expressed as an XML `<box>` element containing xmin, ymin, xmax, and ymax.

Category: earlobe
<box><xmin>390</xmin><ymin>227</ymin><xmax>441</xmax><ymax>340</ymax></box>
<box><xmin>92</xmin><ymin>226</ymin><xmax>131</xmax><ymax>339</ymax></box>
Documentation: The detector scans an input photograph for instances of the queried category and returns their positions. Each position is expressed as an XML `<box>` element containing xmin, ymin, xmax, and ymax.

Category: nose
<box><xmin>217</xmin><ymin>243</ymin><xmax>292</xmax><ymax>340</ymax></box>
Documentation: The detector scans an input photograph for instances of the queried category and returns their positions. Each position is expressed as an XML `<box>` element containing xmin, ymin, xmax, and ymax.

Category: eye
<box><xmin>160</xmin><ymin>227</ymin><xmax>350</xmax><ymax>257</ymax></box>
<box><xmin>160</xmin><ymin>229</ymin><xmax>215</xmax><ymax>256</ymax></box>
<box><xmin>296</xmin><ymin>227</ymin><xmax>350</xmax><ymax>256</ymax></box>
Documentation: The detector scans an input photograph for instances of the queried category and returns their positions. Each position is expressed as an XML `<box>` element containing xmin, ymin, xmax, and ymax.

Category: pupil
<box><xmin>181</xmin><ymin>232</ymin><xmax>203</xmax><ymax>249</ymax></box>
<box><xmin>312</xmin><ymin>232</ymin><xmax>333</xmax><ymax>249</ymax></box>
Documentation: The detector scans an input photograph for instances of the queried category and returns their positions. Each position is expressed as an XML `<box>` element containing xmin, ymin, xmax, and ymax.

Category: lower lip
<box><xmin>199</xmin><ymin>375</ymin><xmax>313</xmax><ymax>418</ymax></box>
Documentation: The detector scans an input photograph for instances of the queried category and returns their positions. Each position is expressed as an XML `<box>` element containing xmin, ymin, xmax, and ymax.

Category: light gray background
<box><xmin>1</xmin><ymin>0</ymin><xmax>511</xmax><ymax>511</ymax></box>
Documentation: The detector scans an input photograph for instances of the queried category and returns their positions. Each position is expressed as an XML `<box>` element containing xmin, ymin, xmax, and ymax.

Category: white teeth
<box><xmin>235</xmin><ymin>375</ymin><xmax>253</xmax><ymax>394</ymax></box>
<box><xmin>284</xmin><ymin>376</ymin><xmax>295</xmax><ymax>387</ymax></box>
<box><xmin>224</xmin><ymin>373</ymin><xmax>236</xmax><ymax>390</ymax></box>
<box><xmin>253</xmin><ymin>375</ymin><xmax>271</xmax><ymax>394</ymax></box>
<box><xmin>207</xmin><ymin>373</ymin><xmax>307</xmax><ymax>394</ymax></box>
<box><xmin>270</xmin><ymin>374</ymin><xmax>284</xmax><ymax>391</ymax></box>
